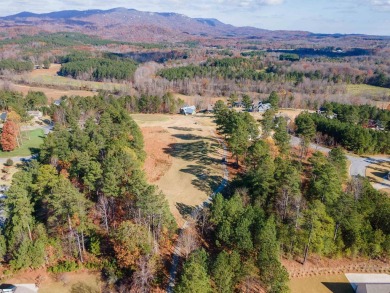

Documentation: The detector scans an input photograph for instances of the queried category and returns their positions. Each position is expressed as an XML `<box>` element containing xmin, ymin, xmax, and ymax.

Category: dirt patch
<box><xmin>0</xmin><ymin>163</ymin><xmax>21</xmax><ymax>186</ymax></box>
<box><xmin>289</xmin><ymin>274</ymin><xmax>353</xmax><ymax>293</ymax></box>
<box><xmin>142</xmin><ymin>127</ymin><xmax>174</xmax><ymax>183</ymax></box>
<box><xmin>0</xmin><ymin>268</ymin><xmax>101</xmax><ymax>293</ymax></box>
<box><xmin>30</xmin><ymin>64</ymin><xmax>61</xmax><ymax>77</ymax></box>
<box><xmin>283</xmin><ymin>257</ymin><xmax>390</xmax><ymax>279</ymax></box>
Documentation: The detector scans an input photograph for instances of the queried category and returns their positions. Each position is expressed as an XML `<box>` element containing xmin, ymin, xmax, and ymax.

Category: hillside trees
<box><xmin>1</xmin><ymin>95</ymin><xmax>176</xmax><ymax>289</ymax></box>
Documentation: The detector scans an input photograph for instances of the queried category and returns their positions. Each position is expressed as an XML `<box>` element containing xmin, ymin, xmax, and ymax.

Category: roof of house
<box><xmin>346</xmin><ymin>274</ymin><xmax>390</xmax><ymax>293</ymax></box>
<box><xmin>14</xmin><ymin>284</ymin><xmax>38</xmax><ymax>293</ymax></box>
<box><xmin>0</xmin><ymin>112</ymin><xmax>7</xmax><ymax>121</ymax></box>
<box><xmin>181</xmin><ymin>106</ymin><xmax>196</xmax><ymax>114</ymax></box>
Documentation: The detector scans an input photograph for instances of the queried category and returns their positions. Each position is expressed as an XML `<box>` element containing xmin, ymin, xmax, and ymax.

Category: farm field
<box><xmin>2</xmin><ymin>64</ymin><xmax>132</xmax><ymax>100</ymax></box>
<box><xmin>132</xmin><ymin>113</ymin><xmax>227</xmax><ymax>226</ymax></box>
<box><xmin>346</xmin><ymin>84</ymin><xmax>390</xmax><ymax>101</ymax></box>
<box><xmin>0</xmin><ymin>129</ymin><xmax>44</xmax><ymax>158</ymax></box>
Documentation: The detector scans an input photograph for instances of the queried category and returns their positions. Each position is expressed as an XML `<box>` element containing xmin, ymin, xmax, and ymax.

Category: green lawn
<box><xmin>0</xmin><ymin>128</ymin><xmax>45</xmax><ymax>158</ymax></box>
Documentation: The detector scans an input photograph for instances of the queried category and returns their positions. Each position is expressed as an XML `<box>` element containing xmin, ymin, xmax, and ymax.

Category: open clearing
<box><xmin>289</xmin><ymin>274</ymin><xmax>354</xmax><ymax>293</ymax></box>
<box><xmin>132</xmin><ymin>113</ymin><xmax>226</xmax><ymax>226</ymax></box>
<box><xmin>1</xmin><ymin>63</ymin><xmax>132</xmax><ymax>102</ymax></box>
<box><xmin>0</xmin><ymin>269</ymin><xmax>101</xmax><ymax>293</ymax></box>
<box><xmin>347</xmin><ymin>84</ymin><xmax>390</xmax><ymax>98</ymax></box>
<box><xmin>0</xmin><ymin>129</ymin><xmax>44</xmax><ymax>158</ymax></box>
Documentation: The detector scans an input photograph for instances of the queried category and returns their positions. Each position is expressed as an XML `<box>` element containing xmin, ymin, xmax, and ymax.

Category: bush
<box><xmin>48</xmin><ymin>260</ymin><xmax>80</xmax><ymax>273</ymax></box>
<box><xmin>4</xmin><ymin>159</ymin><xmax>13</xmax><ymax>167</ymax></box>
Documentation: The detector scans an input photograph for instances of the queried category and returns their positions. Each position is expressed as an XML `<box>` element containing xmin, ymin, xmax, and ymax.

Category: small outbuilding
<box><xmin>0</xmin><ymin>112</ymin><xmax>7</xmax><ymax>122</ymax></box>
<box><xmin>180</xmin><ymin>106</ymin><xmax>196</xmax><ymax>115</ymax></box>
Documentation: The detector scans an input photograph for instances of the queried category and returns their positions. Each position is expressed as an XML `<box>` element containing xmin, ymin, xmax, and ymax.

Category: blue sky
<box><xmin>3</xmin><ymin>0</ymin><xmax>390</xmax><ymax>35</ymax></box>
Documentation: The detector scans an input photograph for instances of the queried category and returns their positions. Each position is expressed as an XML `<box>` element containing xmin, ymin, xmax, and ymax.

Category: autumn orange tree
<box><xmin>1</xmin><ymin>120</ymin><xmax>18</xmax><ymax>151</ymax></box>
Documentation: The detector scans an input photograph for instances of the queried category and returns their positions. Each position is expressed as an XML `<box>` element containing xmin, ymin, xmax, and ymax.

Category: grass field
<box><xmin>289</xmin><ymin>274</ymin><xmax>354</xmax><ymax>293</ymax></box>
<box><xmin>4</xmin><ymin>64</ymin><xmax>132</xmax><ymax>96</ymax></box>
<box><xmin>1</xmin><ymin>269</ymin><xmax>101</xmax><ymax>293</ymax></box>
<box><xmin>134</xmin><ymin>114</ymin><xmax>225</xmax><ymax>226</ymax></box>
<box><xmin>346</xmin><ymin>84</ymin><xmax>390</xmax><ymax>97</ymax></box>
<box><xmin>0</xmin><ymin>129</ymin><xmax>44</xmax><ymax>158</ymax></box>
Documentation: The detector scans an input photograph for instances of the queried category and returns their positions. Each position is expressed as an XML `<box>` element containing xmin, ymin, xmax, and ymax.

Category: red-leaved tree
<box><xmin>1</xmin><ymin>120</ymin><xmax>18</xmax><ymax>151</ymax></box>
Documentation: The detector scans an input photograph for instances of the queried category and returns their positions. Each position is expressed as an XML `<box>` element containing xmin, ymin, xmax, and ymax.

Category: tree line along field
<box><xmin>0</xmin><ymin>32</ymin><xmax>389</xmax><ymax>292</ymax></box>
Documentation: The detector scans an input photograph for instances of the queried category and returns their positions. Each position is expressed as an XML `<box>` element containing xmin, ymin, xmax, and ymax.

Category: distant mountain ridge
<box><xmin>0</xmin><ymin>8</ymin><xmax>386</xmax><ymax>44</ymax></box>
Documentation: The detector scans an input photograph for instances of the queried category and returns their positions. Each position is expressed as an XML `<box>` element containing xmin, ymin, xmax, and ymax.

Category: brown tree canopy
<box><xmin>1</xmin><ymin>120</ymin><xmax>18</xmax><ymax>151</ymax></box>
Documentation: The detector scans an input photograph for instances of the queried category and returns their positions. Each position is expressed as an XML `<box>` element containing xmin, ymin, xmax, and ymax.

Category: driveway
<box><xmin>290</xmin><ymin>136</ymin><xmax>390</xmax><ymax>190</ymax></box>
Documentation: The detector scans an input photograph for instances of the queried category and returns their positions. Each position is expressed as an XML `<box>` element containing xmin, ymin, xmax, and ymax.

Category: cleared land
<box><xmin>0</xmin><ymin>129</ymin><xmax>44</xmax><ymax>158</ymax></box>
<box><xmin>132</xmin><ymin>113</ymin><xmax>226</xmax><ymax>226</ymax></box>
<box><xmin>347</xmin><ymin>84</ymin><xmax>390</xmax><ymax>98</ymax></box>
<box><xmin>0</xmin><ymin>269</ymin><xmax>101</xmax><ymax>293</ymax></box>
<box><xmin>289</xmin><ymin>274</ymin><xmax>353</xmax><ymax>293</ymax></box>
<box><xmin>1</xmin><ymin>64</ymin><xmax>132</xmax><ymax>101</ymax></box>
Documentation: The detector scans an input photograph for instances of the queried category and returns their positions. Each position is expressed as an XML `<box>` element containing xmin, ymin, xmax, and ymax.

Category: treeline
<box><xmin>321</xmin><ymin>101</ymin><xmax>390</xmax><ymax>126</ymax></box>
<box><xmin>158</xmin><ymin>57</ymin><xmax>273</xmax><ymax>82</ymax></box>
<box><xmin>296</xmin><ymin>112</ymin><xmax>390</xmax><ymax>154</ymax></box>
<box><xmin>0</xmin><ymin>90</ymin><xmax>48</xmax><ymax>121</ymax></box>
<box><xmin>1</xmin><ymin>95</ymin><xmax>176</xmax><ymax>291</ymax></box>
<box><xmin>368</xmin><ymin>72</ymin><xmax>390</xmax><ymax>88</ymax></box>
<box><xmin>176</xmin><ymin>105</ymin><xmax>389</xmax><ymax>292</ymax></box>
<box><xmin>0</xmin><ymin>59</ymin><xmax>34</xmax><ymax>73</ymax></box>
<box><xmin>59</xmin><ymin>54</ymin><xmax>138</xmax><ymax>81</ymax></box>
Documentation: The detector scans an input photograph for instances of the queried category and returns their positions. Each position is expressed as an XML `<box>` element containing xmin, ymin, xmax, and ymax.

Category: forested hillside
<box><xmin>1</xmin><ymin>95</ymin><xmax>176</xmax><ymax>291</ymax></box>
<box><xmin>174</xmin><ymin>102</ymin><xmax>390</xmax><ymax>292</ymax></box>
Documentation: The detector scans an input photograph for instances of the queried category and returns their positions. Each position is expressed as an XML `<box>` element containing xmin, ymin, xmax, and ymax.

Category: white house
<box><xmin>180</xmin><ymin>106</ymin><xmax>196</xmax><ymax>115</ymax></box>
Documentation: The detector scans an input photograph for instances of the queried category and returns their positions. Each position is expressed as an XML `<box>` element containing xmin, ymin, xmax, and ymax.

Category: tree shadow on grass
<box><xmin>172</xmin><ymin>134</ymin><xmax>206</xmax><ymax>141</ymax></box>
<box><xmin>163</xmin><ymin>141</ymin><xmax>220</xmax><ymax>166</ymax></box>
<box><xmin>180</xmin><ymin>164</ymin><xmax>223</xmax><ymax>194</ymax></box>
<box><xmin>168</xmin><ymin>126</ymin><xmax>200</xmax><ymax>132</ymax></box>
<box><xmin>29</xmin><ymin>147</ymin><xmax>40</xmax><ymax>155</ymax></box>
<box><xmin>176</xmin><ymin>202</ymin><xmax>196</xmax><ymax>218</ymax></box>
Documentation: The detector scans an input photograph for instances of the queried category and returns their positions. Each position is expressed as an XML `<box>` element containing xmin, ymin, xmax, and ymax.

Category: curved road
<box><xmin>290</xmin><ymin>136</ymin><xmax>390</xmax><ymax>190</ymax></box>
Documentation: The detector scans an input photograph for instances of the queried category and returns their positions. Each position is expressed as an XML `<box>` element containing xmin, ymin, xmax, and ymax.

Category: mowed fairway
<box><xmin>132</xmin><ymin>114</ymin><xmax>226</xmax><ymax>226</ymax></box>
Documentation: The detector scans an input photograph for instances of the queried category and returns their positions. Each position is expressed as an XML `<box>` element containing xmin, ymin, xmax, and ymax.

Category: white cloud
<box><xmin>370</xmin><ymin>0</ymin><xmax>390</xmax><ymax>8</ymax></box>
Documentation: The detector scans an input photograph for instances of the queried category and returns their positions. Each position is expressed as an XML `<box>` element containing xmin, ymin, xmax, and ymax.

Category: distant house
<box><xmin>27</xmin><ymin>111</ymin><xmax>43</xmax><ymax>119</ymax></box>
<box><xmin>180</xmin><ymin>106</ymin><xmax>196</xmax><ymax>115</ymax></box>
<box><xmin>253</xmin><ymin>102</ymin><xmax>271</xmax><ymax>112</ymax></box>
<box><xmin>0</xmin><ymin>112</ymin><xmax>7</xmax><ymax>122</ymax></box>
<box><xmin>53</xmin><ymin>100</ymin><xmax>61</xmax><ymax>106</ymax></box>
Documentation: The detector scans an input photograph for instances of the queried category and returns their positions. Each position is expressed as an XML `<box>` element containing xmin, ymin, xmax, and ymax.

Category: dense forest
<box><xmin>58</xmin><ymin>53</ymin><xmax>138</xmax><ymax>82</ymax></box>
<box><xmin>1</xmin><ymin>95</ymin><xmax>176</xmax><ymax>291</ymax></box>
<box><xmin>0</xmin><ymin>59</ymin><xmax>34</xmax><ymax>73</ymax></box>
<box><xmin>174</xmin><ymin>104</ymin><xmax>389</xmax><ymax>292</ymax></box>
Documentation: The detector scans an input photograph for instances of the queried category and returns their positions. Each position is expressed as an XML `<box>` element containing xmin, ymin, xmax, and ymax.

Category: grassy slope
<box><xmin>0</xmin><ymin>129</ymin><xmax>44</xmax><ymax>158</ymax></box>
<box><xmin>347</xmin><ymin>84</ymin><xmax>390</xmax><ymax>96</ymax></box>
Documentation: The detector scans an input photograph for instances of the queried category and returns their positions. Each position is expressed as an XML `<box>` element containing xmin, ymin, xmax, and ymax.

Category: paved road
<box><xmin>290</xmin><ymin>136</ymin><xmax>390</xmax><ymax>190</ymax></box>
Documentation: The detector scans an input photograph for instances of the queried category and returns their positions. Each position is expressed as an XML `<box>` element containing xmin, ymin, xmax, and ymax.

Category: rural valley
<box><xmin>0</xmin><ymin>5</ymin><xmax>388</xmax><ymax>293</ymax></box>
